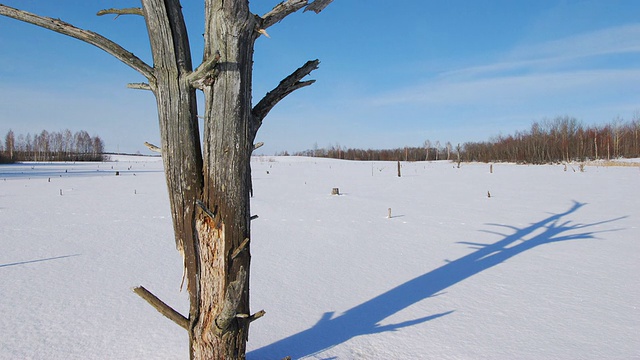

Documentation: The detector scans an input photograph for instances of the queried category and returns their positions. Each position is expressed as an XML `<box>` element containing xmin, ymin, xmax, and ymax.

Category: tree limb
<box><xmin>252</xmin><ymin>59</ymin><xmax>319</xmax><ymax>135</ymax></box>
<box><xmin>261</xmin><ymin>0</ymin><xmax>307</xmax><ymax>29</ymax></box>
<box><xmin>128</xmin><ymin>82</ymin><xmax>153</xmax><ymax>91</ymax></box>
<box><xmin>261</xmin><ymin>0</ymin><xmax>333</xmax><ymax>29</ymax></box>
<box><xmin>144</xmin><ymin>141</ymin><xmax>162</xmax><ymax>153</ymax></box>
<box><xmin>0</xmin><ymin>4</ymin><xmax>155</xmax><ymax>81</ymax></box>
<box><xmin>231</xmin><ymin>238</ymin><xmax>250</xmax><ymax>259</ymax></box>
<box><xmin>305</xmin><ymin>0</ymin><xmax>334</xmax><ymax>13</ymax></box>
<box><xmin>248</xmin><ymin>310</ymin><xmax>266</xmax><ymax>323</ymax></box>
<box><xmin>214</xmin><ymin>267</ymin><xmax>247</xmax><ymax>335</ymax></box>
<box><xmin>186</xmin><ymin>50</ymin><xmax>221</xmax><ymax>89</ymax></box>
<box><xmin>96</xmin><ymin>8</ymin><xmax>144</xmax><ymax>17</ymax></box>
<box><xmin>133</xmin><ymin>286</ymin><xmax>189</xmax><ymax>330</ymax></box>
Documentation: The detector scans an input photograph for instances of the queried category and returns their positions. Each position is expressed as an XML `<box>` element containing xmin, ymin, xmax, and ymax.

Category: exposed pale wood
<box><xmin>257</xmin><ymin>28</ymin><xmax>271</xmax><ymax>38</ymax></box>
<box><xmin>133</xmin><ymin>286</ymin><xmax>189</xmax><ymax>330</ymax></box>
<box><xmin>0</xmin><ymin>4</ymin><xmax>154</xmax><ymax>80</ymax></box>
<box><xmin>144</xmin><ymin>141</ymin><xmax>162</xmax><ymax>153</ymax></box>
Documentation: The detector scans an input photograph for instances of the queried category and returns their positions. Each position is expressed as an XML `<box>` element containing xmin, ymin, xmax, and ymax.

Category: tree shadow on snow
<box><xmin>249</xmin><ymin>201</ymin><xmax>625</xmax><ymax>359</ymax></box>
<box><xmin>0</xmin><ymin>254</ymin><xmax>81</xmax><ymax>268</ymax></box>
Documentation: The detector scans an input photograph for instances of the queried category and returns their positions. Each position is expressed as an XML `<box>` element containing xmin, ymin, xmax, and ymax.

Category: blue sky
<box><xmin>1</xmin><ymin>1</ymin><xmax>640</xmax><ymax>155</ymax></box>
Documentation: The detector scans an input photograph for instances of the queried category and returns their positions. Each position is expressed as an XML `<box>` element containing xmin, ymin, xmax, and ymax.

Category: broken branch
<box><xmin>0</xmin><ymin>4</ymin><xmax>154</xmax><ymax>81</ymax></box>
<box><xmin>195</xmin><ymin>200</ymin><xmax>217</xmax><ymax>220</ymax></box>
<box><xmin>261</xmin><ymin>0</ymin><xmax>307</xmax><ymax>29</ymax></box>
<box><xmin>133</xmin><ymin>286</ymin><xmax>189</xmax><ymax>330</ymax></box>
<box><xmin>144</xmin><ymin>142</ymin><xmax>161</xmax><ymax>153</ymax></box>
<box><xmin>96</xmin><ymin>8</ymin><xmax>144</xmax><ymax>17</ymax></box>
<box><xmin>249</xmin><ymin>310</ymin><xmax>266</xmax><ymax>323</ymax></box>
<box><xmin>231</xmin><ymin>238</ymin><xmax>250</xmax><ymax>259</ymax></box>
<box><xmin>127</xmin><ymin>82</ymin><xmax>152</xmax><ymax>91</ymax></box>
<box><xmin>187</xmin><ymin>51</ymin><xmax>221</xmax><ymax>89</ymax></box>
<box><xmin>214</xmin><ymin>267</ymin><xmax>247</xmax><ymax>335</ymax></box>
<box><xmin>304</xmin><ymin>0</ymin><xmax>334</xmax><ymax>13</ymax></box>
<box><xmin>252</xmin><ymin>59</ymin><xmax>319</xmax><ymax>135</ymax></box>
<box><xmin>261</xmin><ymin>0</ymin><xmax>332</xmax><ymax>29</ymax></box>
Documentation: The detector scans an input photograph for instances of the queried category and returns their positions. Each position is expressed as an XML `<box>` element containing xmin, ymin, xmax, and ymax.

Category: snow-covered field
<box><xmin>1</xmin><ymin>156</ymin><xmax>638</xmax><ymax>359</ymax></box>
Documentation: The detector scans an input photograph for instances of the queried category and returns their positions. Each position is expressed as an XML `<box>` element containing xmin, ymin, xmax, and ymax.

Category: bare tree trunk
<box><xmin>139</xmin><ymin>1</ymin><xmax>205</xmax><ymax>356</ymax></box>
<box><xmin>1</xmin><ymin>1</ymin><xmax>332</xmax><ymax>358</ymax></box>
<box><xmin>189</xmin><ymin>2</ymin><xmax>255</xmax><ymax>357</ymax></box>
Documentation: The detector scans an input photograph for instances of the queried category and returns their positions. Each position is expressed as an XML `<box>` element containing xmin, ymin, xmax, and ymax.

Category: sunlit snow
<box><xmin>1</xmin><ymin>156</ymin><xmax>638</xmax><ymax>359</ymax></box>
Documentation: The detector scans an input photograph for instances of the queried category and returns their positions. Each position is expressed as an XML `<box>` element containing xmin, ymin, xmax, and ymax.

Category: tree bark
<box><xmin>1</xmin><ymin>1</ymin><xmax>331</xmax><ymax>358</ymax></box>
<box><xmin>190</xmin><ymin>2</ymin><xmax>256</xmax><ymax>357</ymax></box>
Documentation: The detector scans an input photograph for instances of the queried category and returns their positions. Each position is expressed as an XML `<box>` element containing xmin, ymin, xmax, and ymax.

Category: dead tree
<box><xmin>0</xmin><ymin>1</ymin><xmax>333</xmax><ymax>358</ymax></box>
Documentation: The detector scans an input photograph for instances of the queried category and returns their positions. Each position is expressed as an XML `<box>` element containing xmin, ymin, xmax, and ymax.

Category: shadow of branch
<box><xmin>249</xmin><ymin>201</ymin><xmax>625</xmax><ymax>359</ymax></box>
<box><xmin>0</xmin><ymin>254</ymin><xmax>81</xmax><ymax>268</ymax></box>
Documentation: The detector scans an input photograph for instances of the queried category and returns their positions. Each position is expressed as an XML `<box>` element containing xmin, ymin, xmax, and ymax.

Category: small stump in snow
<box><xmin>331</xmin><ymin>187</ymin><xmax>340</xmax><ymax>195</ymax></box>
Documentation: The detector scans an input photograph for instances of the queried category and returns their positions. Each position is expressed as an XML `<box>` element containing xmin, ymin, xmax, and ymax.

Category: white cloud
<box><xmin>368</xmin><ymin>24</ymin><xmax>640</xmax><ymax>110</ymax></box>
<box><xmin>443</xmin><ymin>24</ymin><xmax>640</xmax><ymax>80</ymax></box>
<box><xmin>373</xmin><ymin>69</ymin><xmax>640</xmax><ymax>107</ymax></box>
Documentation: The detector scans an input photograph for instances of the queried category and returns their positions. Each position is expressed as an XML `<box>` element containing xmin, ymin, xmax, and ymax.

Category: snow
<box><xmin>1</xmin><ymin>156</ymin><xmax>638</xmax><ymax>359</ymax></box>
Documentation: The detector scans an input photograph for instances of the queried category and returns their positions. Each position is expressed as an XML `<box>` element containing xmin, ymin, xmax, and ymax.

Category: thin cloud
<box><xmin>444</xmin><ymin>24</ymin><xmax>640</xmax><ymax>80</ymax></box>
<box><xmin>369</xmin><ymin>24</ymin><xmax>640</xmax><ymax>109</ymax></box>
<box><xmin>374</xmin><ymin>69</ymin><xmax>640</xmax><ymax>107</ymax></box>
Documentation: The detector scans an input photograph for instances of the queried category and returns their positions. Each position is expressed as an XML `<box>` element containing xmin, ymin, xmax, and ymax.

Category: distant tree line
<box><xmin>287</xmin><ymin>141</ymin><xmax>456</xmax><ymax>162</ymax></box>
<box><xmin>285</xmin><ymin>116</ymin><xmax>640</xmax><ymax>164</ymax></box>
<box><xmin>1</xmin><ymin>129</ymin><xmax>105</xmax><ymax>163</ymax></box>
<box><xmin>462</xmin><ymin>116</ymin><xmax>640</xmax><ymax>163</ymax></box>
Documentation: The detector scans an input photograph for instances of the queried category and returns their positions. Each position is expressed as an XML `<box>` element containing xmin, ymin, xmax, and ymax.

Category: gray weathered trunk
<box><xmin>0</xmin><ymin>0</ymin><xmax>332</xmax><ymax>358</ymax></box>
<box><xmin>190</xmin><ymin>1</ymin><xmax>257</xmax><ymax>357</ymax></box>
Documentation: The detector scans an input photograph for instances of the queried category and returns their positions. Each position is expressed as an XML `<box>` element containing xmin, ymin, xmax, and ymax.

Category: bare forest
<box><xmin>291</xmin><ymin>116</ymin><xmax>640</xmax><ymax>164</ymax></box>
<box><xmin>1</xmin><ymin>129</ymin><xmax>105</xmax><ymax>163</ymax></box>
